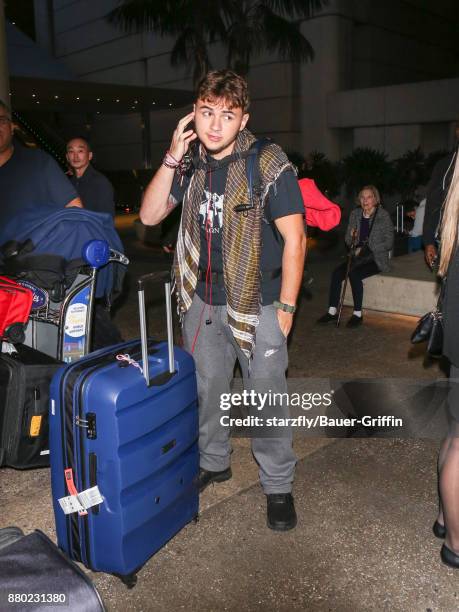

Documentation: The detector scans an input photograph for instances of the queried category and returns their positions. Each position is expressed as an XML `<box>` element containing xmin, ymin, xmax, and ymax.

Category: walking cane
<box><xmin>336</xmin><ymin>230</ymin><xmax>357</xmax><ymax>328</ymax></box>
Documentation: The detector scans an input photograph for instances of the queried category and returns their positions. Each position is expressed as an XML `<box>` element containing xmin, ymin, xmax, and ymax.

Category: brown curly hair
<box><xmin>196</xmin><ymin>70</ymin><xmax>250</xmax><ymax>113</ymax></box>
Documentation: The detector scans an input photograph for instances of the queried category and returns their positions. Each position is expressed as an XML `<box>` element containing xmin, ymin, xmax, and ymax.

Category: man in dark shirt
<box><xmin>66</xmin><ymin>138</ymin><xmax>115</xmax><ymax>216</ymax></box>
<box><xmin>0</xmin><ymin>99</ymin><xmax>82</xmax><ymax>244</ymax></box>
<box><xmin>140</xmin><ymin>70</ymin><xmax>306</xmax><ymax>531</ymax></box>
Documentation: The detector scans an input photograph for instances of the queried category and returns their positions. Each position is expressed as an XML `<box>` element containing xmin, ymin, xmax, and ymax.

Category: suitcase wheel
<box><xmin>116</xmin><ymin>573</ymin><xmax>138</xmax><ymax>589</ymax></box>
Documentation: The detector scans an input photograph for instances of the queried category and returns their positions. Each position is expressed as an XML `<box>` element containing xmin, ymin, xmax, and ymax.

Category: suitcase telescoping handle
<box><xmin>137</xmin><ymin>273</ymin><xmax>175</xmax><ymax>386</ymax></box>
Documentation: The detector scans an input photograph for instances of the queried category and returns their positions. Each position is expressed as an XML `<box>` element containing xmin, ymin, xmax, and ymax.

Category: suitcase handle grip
<box><xmin>137</xmin><ymin>273</ymin><xmax>175</xmax><ymax>386</ymax></box>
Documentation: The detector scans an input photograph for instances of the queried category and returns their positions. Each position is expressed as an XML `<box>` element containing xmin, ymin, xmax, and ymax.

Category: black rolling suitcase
<box><xmin>0</xmin><ymin>345</ymin><xmax>61</xmax><ymax>469</ymax></box>
<box><xmin>0</xmin><ymin>528</ymin><xmax>105</xmax><ymax>611</ymax></box>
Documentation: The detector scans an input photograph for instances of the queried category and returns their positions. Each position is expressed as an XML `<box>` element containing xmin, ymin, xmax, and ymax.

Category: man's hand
<box><xmin>277</xmin><ymin>309</ymin><xmax>294</xmax><ymax>337</ymax></box>
<box><xmin>425</xmin><ymin>244</ymin><xmax>437</xmax><ymax>268</ymax></box>
<box><xmin>65</xmin><ymin>197</ymin><xmax>83</xmax><ymax>208</ymax></box>
<box><xmin>169</xmin><ymin>111</ymin><xmax>197</xmax><ymax>162</ymax></box>
<box><xmin>140</xmin><ymin>111</ymin><xmax>197</xmax><ymax>227</ymax></box>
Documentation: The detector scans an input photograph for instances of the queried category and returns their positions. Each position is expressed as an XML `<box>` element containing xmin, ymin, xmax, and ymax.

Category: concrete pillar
<box><xmin>0</xmin><ymin>0</ymin><xmax>10</xmax><ymax>107</ymax></box>
<box><xmin>299</xmin><ymin>3</ymin><xmax>353</xmax><ymax>161</ymax></box>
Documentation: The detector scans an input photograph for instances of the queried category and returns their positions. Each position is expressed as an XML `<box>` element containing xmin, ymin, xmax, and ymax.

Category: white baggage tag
<box><xmin>58</xmin><ymin>495</ymin><xmax>85</xmax><ymax>515</ymax></box>
<box><xmin>58</xmin><ymin>486</ymin><xmax>103</xmax><ymax>515</ymax></box>
<box><xmin>77</xmin><ymin>486</ymin><xmax>104</xmax><ymax>509</ymax></box>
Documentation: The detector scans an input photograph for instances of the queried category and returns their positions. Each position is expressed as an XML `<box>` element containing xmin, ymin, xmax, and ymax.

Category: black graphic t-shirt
<box><xmin>171</xmin><ymin>158</ymin><xmax>304</xmax><ymax>305</ymax></box>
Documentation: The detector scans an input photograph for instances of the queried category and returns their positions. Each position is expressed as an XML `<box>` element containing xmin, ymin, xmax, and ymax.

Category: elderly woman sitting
<box><xmin>317</xmin><ymin>185</ymin><xmax>394</xmax><ymax>328</ymax></box>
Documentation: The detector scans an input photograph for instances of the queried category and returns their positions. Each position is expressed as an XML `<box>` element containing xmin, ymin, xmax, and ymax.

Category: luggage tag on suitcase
<box><xmin>58</xmin><ymin>468</ymin><xmax>104</xmax><ymax>515</ymax></box>
<box><xmin>58</xmin><ymin>488</ymin><xmax>104</xmax><ymax>515</ymax></box>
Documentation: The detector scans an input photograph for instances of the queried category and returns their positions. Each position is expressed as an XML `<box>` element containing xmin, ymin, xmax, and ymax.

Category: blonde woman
<box><xmin>434</xmin><ymin>152</ymin><xmax>459</xmax><ymax>568</ymax></box>
<box><xmin>317</xmin><ymin>185</ymin><xmax>394</xmax><ymax>327</ymax></box>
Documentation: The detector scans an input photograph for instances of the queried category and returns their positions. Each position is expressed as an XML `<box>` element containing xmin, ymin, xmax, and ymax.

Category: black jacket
<box><xmin>69</xmin><ymin>165</ymin><xmax>115</xmax><ymax>217</ymax></box>
<box><xmin>422</xmin><ymin>148</ymin><xmax>457</xmax><ymax>247</ymax></box>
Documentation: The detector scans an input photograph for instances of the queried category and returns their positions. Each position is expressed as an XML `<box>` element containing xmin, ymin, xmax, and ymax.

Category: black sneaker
<box><xmin>266</xmin><ymin>493</ymin><xmax>297</xmax><ymax>531</ymax></box>
<box><xmin>197</xmin><ymin>467</ymin><xmax>232</xmax><ymax>493</ymax></box>
<box><xmin>316</xmin><ymin>312</ymin><xmax>338</xmax><ymax>324</ymax></box>
<box><xmin>346</xmin><ymin>314</ymin><xmax>363</xmax><ymax>328</ymax></box>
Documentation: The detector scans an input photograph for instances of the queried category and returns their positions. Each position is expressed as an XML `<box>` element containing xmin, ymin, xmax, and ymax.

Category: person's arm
<box><xmin>140</xmin><ymin>111</ymin><xmax>196</xmax><ymax>226</ymax></box>
<box><xmin>65</xmin><ymin>197</ymin><xmax>83</xmax><ymax>208</ymax></box>
<box><xmin>423</xmin><ymin>172</ymin><xmax>442</xmax><ymax>264</ymax></box>
<box><xmin>274</xmin><ymin>213</ymin><xmax>307</xmax><ymax>337</ymax></box>
<box><xmin>423</xmin><ymin>154</ymin><xmax>454</xmax><ymax>265</ymax></box>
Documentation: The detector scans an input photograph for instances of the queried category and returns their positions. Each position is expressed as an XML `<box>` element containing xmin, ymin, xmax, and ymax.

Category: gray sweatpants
<box><xmin>183</xmin><ymin>293</ymin><xmax>297</xmax><ymax>494</ymax></box>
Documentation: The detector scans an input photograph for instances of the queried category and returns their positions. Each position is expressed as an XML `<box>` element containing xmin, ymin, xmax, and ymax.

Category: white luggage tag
<box><xmin>58</xmin><ymin>486</ymin><xmax>104</xmax><ymax>515</ymax></box>
<box><xmin>60</xmin><ymin>468</ymin><xmax>103</xmax><ymax>515</ymax></box>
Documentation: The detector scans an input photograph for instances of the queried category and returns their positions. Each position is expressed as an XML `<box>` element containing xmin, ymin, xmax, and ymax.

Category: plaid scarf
<box><xmin>173</xmin><ymin>128</ymin><xmax>293</xmax><ymax>358</ymax></box>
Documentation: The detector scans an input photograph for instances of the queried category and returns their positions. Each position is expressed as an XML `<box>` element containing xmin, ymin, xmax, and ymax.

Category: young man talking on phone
<box><xmin>140</xmin><ymin>70</ymin><xmax>306</xmax><ymax>531</ymax></box>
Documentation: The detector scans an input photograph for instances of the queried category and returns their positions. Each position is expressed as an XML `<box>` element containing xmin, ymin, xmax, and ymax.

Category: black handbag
<box><xmin>411</xmin><ymin>281</ymin><xmax>445</xmax><ymax>358</ymax></box>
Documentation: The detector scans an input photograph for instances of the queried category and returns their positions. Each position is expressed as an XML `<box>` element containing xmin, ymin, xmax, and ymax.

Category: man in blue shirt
<box><xmin>0</xmin><ymin>100</ymin><xmax>82</xmax><ymax>245</ymax></box>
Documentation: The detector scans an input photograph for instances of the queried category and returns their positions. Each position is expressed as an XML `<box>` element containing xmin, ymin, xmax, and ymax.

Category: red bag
<box><xmin>298</xmin><ymin>178</ymin><xmax>341</xmax><ymax>231</ymax></box>
<box><xmin>0</xmin><ymin>276</ymin><xmax>33</xmax><ymax>344</ymax></box>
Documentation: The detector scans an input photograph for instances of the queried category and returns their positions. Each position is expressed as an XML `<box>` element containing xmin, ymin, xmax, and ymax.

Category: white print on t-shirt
<box><xmin>199</xmin><ymin>190</ymin><xmax>224</xmax><ymax>233</ymax></box>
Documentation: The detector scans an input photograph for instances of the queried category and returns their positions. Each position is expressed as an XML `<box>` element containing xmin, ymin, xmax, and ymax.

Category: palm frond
<box><xmin>259</xmin><ymin>0</ymin><xmax>326</xmax><ymax>19</ymax></box>
<box><xmin>170</xmin><ymin>30</ymin><xmax>211</xmax><ymax>83</ymax></box>
<box><xmin>108</xmin><ymin>0</ymin><xmax>227</xmax><ymax>38</ymax></box>
<box><xmin>107</xmin><ymin>0</ymin><xmax>177</xmax><ymax>34</ymax></box>
<box><xmin>108</xmin><ymin>0</ymin><xmax>319</xmax><ymax>82</ymax></box>
<box><xmin>256</xmin><ymin>6</ymin><xmax>314</xmax><ymax>62</ymax></box>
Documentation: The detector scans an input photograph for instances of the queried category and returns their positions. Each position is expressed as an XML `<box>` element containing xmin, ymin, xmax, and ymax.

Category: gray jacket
<box><xmin>345</xmin><ymin>206</ymin><xmax>394</xmax><ymax>273</ymax></box>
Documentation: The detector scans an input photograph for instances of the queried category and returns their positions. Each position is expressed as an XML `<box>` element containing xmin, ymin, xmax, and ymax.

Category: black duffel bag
<box><xmin>0</xmin><ymin>240</ymin><xmax>84</xmax><ymax>302</ymax></box>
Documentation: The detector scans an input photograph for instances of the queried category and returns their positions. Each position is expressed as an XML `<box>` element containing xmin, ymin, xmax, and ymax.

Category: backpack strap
<box><xmin>247</xmin><ymin>138</ymin><xmax>271</xmax><ymax>207</ymax></box>
<box><xmin>244</xmin><ymin>138</ymin><xmax>284</xmax><ymax>246</ymax></box>
<box><xmin>234</xmin><ymin>138</ymin><xmax>272</xmax><ymax>214</ymax></box>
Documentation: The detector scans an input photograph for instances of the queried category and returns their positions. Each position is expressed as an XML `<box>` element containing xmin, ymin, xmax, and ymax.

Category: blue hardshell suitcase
<box><xmin>49</xmin><ymin>277</ymin><xmax>199</xmax><ymax>586</ymax></box>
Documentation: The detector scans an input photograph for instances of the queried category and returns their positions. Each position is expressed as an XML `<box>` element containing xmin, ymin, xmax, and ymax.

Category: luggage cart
<box><xmin>22</xmin><ymin>240</ymin><xmax>128</xmax><ymax>363</ymax></box>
